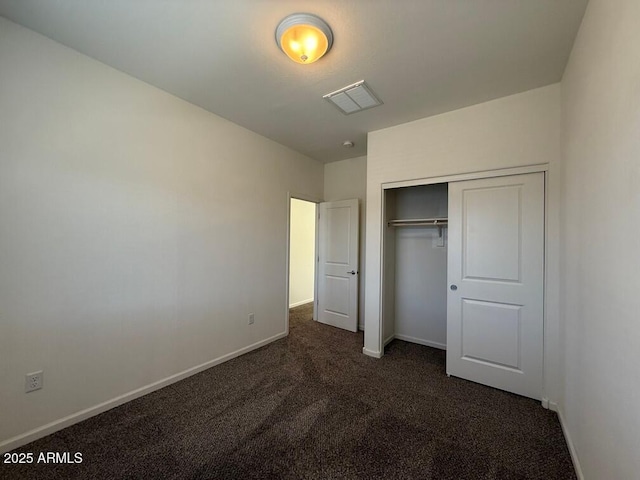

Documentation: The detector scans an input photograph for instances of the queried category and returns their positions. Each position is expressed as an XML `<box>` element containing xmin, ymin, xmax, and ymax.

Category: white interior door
<box><xmin>447</xmin><ymin>173</ymin><xmax>544</xmax><ymax>399</ymax></box>
<box><xmin>317</xmin><ymin>199</ymin><xmax>359</xmax><ymax>332</ymax></box>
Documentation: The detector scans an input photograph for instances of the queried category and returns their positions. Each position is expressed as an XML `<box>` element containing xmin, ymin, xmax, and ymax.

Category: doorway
<box><xmin>286</xmin><ymin>196</ymin><xmax>360</xmax><ymax>334</ymax></box>
<box><xmin>288</xmin><ymin>198</ymin><xmax>317</xmax><ymax>314</ymax></box>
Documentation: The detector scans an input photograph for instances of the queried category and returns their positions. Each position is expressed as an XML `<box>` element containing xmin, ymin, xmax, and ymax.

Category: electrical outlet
<box><xmin>248</xmin><ymin>313</ymin><xmax>255</xmax><ymax>325</ymax></box>
<box><xmin>25</xmin><ymin>371</ymin><xmax>43</xmax><ymax>393</ymax></box>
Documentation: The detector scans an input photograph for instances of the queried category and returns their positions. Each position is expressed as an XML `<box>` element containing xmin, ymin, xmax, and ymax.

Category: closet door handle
<box><xmin>348</xmin><ymin>270</ymin><xmax>357</xmax><ymax>275</ymax></box>
<box><xmin>450</xmin><ymin>284</ymin><xmax>458</xmax><ymax>291</ymax></box>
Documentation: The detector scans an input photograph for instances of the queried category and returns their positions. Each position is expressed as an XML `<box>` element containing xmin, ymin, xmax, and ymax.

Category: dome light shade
<box><xmin>275</xmin><ymin>13</ymin><xmax>333</xmax><ymax>64</ymax></box>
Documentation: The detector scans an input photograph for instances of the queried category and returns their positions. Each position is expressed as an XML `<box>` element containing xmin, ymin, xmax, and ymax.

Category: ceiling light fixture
<box><xmin>275</xmin><ymin>13</ymin><xmax>333</xmax><ymax>64</ymax></box>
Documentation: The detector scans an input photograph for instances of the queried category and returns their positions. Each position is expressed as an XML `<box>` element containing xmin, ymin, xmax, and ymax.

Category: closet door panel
<box><xmin>462</xmin><ymin>185</ymin><xmax>521</xmax><ymax>282</ymax></box>
<box><xmin>447</xmin><ymin>173</ymin><xmax>544</xmax><ymax>400</ymax></box>
<box><xmin>461</xmin><ymin>299</ymin><xmax>521</xmax><ymax>369</ymax></box>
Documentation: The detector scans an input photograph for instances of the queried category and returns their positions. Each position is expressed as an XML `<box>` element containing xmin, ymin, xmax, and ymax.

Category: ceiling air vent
<box><xmin>323</xmin><ymin>80</ymin><xmax>382</xmax><ymax>115</ymax></box>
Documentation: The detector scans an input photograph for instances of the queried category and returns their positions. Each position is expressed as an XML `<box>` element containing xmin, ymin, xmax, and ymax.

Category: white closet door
<box><xmin>447</xmin><ymin>173</ymin><xmax>544</xmax><ymax>399</ymax></box>
<box><xmin>317</xmin><ymin>199</ymin><xmax>359</xmax><ymax>332</ymax></box>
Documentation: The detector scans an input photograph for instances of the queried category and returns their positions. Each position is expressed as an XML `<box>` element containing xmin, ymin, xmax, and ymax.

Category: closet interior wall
<box><xmin>383</xmin><ymin>183</ymin><xmax>448</xmax><ymax>350</ymax></box>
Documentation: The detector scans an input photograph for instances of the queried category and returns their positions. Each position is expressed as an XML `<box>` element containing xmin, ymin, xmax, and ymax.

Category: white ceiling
<box><xmin>0</xmin><ymin>0</ymin><xmax>588</xmax><ymax>163</ymax></box>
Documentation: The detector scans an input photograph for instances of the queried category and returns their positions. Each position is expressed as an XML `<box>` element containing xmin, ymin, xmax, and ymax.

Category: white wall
<box><xmin>0</xmin><ymin>17</ymin><xmax>323</xmax><ymax>450</ymax></box>
<box><xmin>391</xmin><ymin>184</ymin><xmax>448</xmax><ymax>349</ymax></box>
<box><xmin>560</xmin><ymin>1</ymin><xmax>640</xmax><ymax>478</ymax></box>
<box><xmin>364</xmin><ymin>84</ymin><xmax>562</xmax><ymax>409</ymax></box>
<box><xmin>394</xmin><ymin>229</ymin><xmax>447</xmax><ymax>348</ymax></box>
<box><xmin>324</xmin><ymin>156</ymin><xmax>367</xmax><ymax>329</ymax></box>
<box><xmin>289</xmin><ymin>198</ymin><xmax>316</xmax><ymax>307</ymax></box>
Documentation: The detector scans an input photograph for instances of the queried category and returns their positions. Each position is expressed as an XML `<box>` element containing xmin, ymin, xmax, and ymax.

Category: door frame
<box><xmin>378</xmin><ymin>164</ymin><xmax>554</xmax><ymax>405</ymax></box>
<box><xmin>285</xmin><ymin>192</ymin><xmax>321</xmax><ymax>336</ymax></box>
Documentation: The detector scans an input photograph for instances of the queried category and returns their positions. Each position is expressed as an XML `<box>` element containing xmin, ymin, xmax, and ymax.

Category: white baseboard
<box><xmin>556</xmin><ymin>406</ymin><xmax>584</xmax><ymax>480</ymax></box>
<box><xmin>362</xmin><ymin>347</ymin><xmax>382</xmax><ymax>359</ymax></box>
<box><xmin>384</xmin><ymin>335</ymin><xmax>395</xmax><ymax>347</ymax></box>
<box><xmin>358</xmin><ymin>324</ymin><xmax>364</xmax><ymax>331</ymax></box>
<box><xmin>393</xmin><ymin>334</ymin><xmax>446</xmax><ymax>350</ymax></box>
<box><xmin>289</xmin><ymin>298</ymin><xmax>314</xmax><ymax>308</ymax></box>
<box><xmin>0</xmin><ymin>331</ymin><xmax>288</xmax><ymax>454</ymax></box>
<box><xmin>541</xmin><ymin>398</ymin><xmax>559</xmax><ymax>411</ymax></box>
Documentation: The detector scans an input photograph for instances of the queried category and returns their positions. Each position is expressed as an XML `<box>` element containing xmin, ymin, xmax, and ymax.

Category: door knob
<box><xmin>450</xmin><ymin>284</ymin><xmax>458</xmax><ymax>291</ymax></box>
<box><xmin>348</xmin><ymin>270</ymin><xmax>357</xmax><ymax>275</ymax></box>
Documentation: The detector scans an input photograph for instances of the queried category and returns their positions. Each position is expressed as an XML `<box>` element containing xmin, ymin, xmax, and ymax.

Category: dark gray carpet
<box><xmin>2</xmin><ymin>303</ymin><xmax>576</xmax><ymax>479</ymax></box>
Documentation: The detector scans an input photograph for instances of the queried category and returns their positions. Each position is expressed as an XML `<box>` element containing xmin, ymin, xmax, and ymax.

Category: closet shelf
<box><xmin>387</xmin><ymin>218</ymin><xmax>448</xmax><ymax>227</ymax></box>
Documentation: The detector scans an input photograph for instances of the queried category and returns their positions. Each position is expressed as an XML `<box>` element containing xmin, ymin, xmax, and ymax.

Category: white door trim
<box><xmin>382</xmin><ymin>164</ymin><xmax>548</xmax><ymax>191</ymax></box>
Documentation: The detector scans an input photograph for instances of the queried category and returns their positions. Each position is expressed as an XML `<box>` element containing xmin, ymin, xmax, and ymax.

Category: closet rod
<box><xmin>387</xmin><ymin>218</ymin><xmax>448</xmax><ymax>227</ymax></box>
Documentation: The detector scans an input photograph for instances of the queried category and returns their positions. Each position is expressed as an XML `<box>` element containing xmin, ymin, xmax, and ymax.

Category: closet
<box><xmin>381</xmin><ymin>172</ymin><xmax>545</xmax><ymax>400</ymax></box>
<box><xmin>382</xmin><ymin>183</ymin><xmax>448</xmax><ymax>350</ymax></box>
